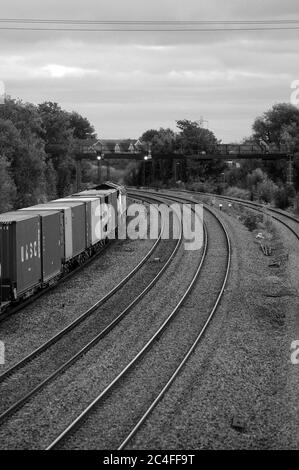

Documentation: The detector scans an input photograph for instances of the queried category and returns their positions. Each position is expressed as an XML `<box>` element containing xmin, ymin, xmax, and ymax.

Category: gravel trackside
<box><xmin>0</xmin><ymin>202</ymin><xmax>203</xmax><ymax>449</ymax></box>
<box><xmin>1</xmin><ymin>190</ymin><xmax>298</xmax><ymax>450</ymax></box>
<box><xmin>0</xmin><ymin>238</ymin><xmax>177</xmax><ymax>416</ymax></box>
<box><xmin>126</xmin><ymin>200</ymin><xmax>299</xmax><ymax>450</ymax></box>
<box><xmin>53</xmin><ymin>209</ymin><xmax>228</xmax><ymax>449</ymax></box>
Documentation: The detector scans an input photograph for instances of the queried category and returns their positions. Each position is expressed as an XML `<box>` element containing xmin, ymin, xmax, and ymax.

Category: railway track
<box><xmin>44</xmin><ymin>190</ymin><xmax>231</xmax><ymax>450</ymax></box>
<box><xmin>0</xmin><ymin>239</ymin><xmax>110</xmax><ymax>322</ymax></box>
<box><xmin>159</xmin><ymin>188</ymin><xmax>299</xmax><ymax>242</ymax></box>
<box><xmin>0</xmin><ymin>201</ymin><xmax>182</xmax><ymax>426</ymax></box>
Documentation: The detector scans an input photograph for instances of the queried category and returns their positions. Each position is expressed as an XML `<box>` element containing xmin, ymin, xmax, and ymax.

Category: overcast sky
<box><xmin>0</xmin><ymin>0</ymin><xmax>299</xmax><ymax>142</ymax></box>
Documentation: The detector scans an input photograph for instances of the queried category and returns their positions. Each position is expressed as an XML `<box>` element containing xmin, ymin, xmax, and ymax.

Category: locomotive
<box><xmin>0</xmin><ymin>182</ymin><xmax>126</xmax><ymax>313</ymax></box>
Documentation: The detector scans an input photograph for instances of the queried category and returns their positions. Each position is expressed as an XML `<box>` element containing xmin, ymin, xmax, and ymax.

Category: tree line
<box><xmin>1</xmin><ymin>97</ymin><xmax>299</xmax><ymax>213</ymax></box>
<box><xmin>0</xmin><ymin>98</ymin><xmax>95</xmax><ymax>212</ymax></box>
<box><xmin>133</xmin><ymin>104</ymin><xmax>299</xmax><ymax>209</ymax></box>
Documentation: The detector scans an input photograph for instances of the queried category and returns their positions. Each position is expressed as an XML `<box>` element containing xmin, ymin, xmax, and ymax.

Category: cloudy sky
<box><xmin>0</xmin><ymin>0</ymin><xmax>299</xmax><ymax>142</ymax></box>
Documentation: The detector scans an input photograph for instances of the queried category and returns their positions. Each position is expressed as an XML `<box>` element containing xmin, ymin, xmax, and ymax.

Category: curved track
<box><xmin>0</xmin><ymin>202</ymin><xmax>182</xmax><ymax>426</ymax></box>
<box><xmin>159</xmin><ymin>188</ymin><xmax>299</xmax><ymax>242</ymax></box>
<box><xmin>45</xmin><ymin>190</ymin><xmax>231</xmax><ymax>450</ymax></box>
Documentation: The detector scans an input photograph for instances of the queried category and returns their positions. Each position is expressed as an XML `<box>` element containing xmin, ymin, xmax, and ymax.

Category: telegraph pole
<box><xmin>76</xmin><ymin>159</ymin><xmax>80</xmax><ymax>191</ymax></box>
<box><xmin>107</xmin><ymin>159</ymin><xmax>111</xmax><ymax>180</ymax></box>
<box><xmin>97</xmin><ymin>155</ymin><xmax>102</xmax><ymax>184</ymax></box>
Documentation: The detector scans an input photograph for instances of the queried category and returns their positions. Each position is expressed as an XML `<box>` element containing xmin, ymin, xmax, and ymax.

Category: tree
<box><xmin>55</xmin><ymin>155</ymin><xmax>77</xmax><ymax>197</ymax></box>
<box><xmin>176</xmin><ymin>119</ymin><xmax>218</xmax><ymax>154</ymax></box>
<box><xmin>141</xmin><ymin>129</ymin><xmax>160</xmax><ymax>143</ymax></box>
<box><xmin>0</xmin><ymin>118</ymin><xmax>21</xmax><ymax>161</ymax></box>
<box><xmin>176</xmin><ymin>119</ymin><xmax>224</xmax><ymax>180</ymax></box>
<box><xmin>140</xmin><ymin>128</ymin><xmax>176</xmax><ymax>154</ymax></box>
<box><xmin>12</xmin><ymin>143</ymin><xmax>47</xmax><ymax>207</ymax></box>
<box><xmin>38</xmin><ymin>102</ymin><xmax>76</xmax><ymax>197</ymax></box>
<box><xmin>69</xmin><ymin>112</ymin><xmax>96</xmax><ymax>140</ymax></box>
<box><xmin>0</xmin><ymin>113</ymin><xmax>48</xmax><ymax>207</ymax></box>
<box><xmin>252</xmin><ymin>103</ymin><xmax>299</xmax><ymax>186</ymax></box>
<box><xmin>44</xmin><ymin>159</ymin><xmax>57</xmax><ymax>201</ymax></box>
<box><xmin>0</xmin><ymin>97</ymin><xmax>44</xmax><ymax>140</ymax></box>
<box><xmin>0</xmin><ymin>155</ymin><xmax>16</xmax><ymax>212</ymax></box>
<box><xmin>38</xmin><ymin>102</ymin><xmax>73</xmax><ymax>160</ymax></box>
<box><xmin>253</xmin><ymin>103</ymin><xmax>299</xmax><ymax>147</ymax></box>
<box><xmin>0</xmin><ymin>97</ymin><xmax>100</xmax><ymax>210</ymax></box>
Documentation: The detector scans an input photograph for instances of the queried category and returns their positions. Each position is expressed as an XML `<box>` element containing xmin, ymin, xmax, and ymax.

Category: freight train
<box><xmin>0</xmin><ymin>182</ymin><xmax>126</xmax><ymax>313</ymax></box>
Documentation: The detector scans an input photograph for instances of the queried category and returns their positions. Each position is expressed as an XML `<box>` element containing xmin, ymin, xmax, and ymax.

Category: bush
<box><xmin>242</xmin><ymin>213</ymin><xmax>261</xmax><ymax>231</ymax></box>
<box><xmin>186</xmin><ymin>180</ymin><xmax>217</xmax><ymax>194</ymax></box>
<box><xmin>246</xmin><ymin>168</ymin><xmax>266</xmax><ymax>189</ymax></box>
<box><xmin>224</xmin><ymin>186</ymin><xmax>250</xmax><ymax>200</ymax></box>
<box><xmin>256</xmin><ymin>179</ymin><xmax>278</xmax><ymax>203</ymax></box>
<box><xmin>273</xmin><ymin>187</ymin><xmax>291</xmax><ymax>209</ymax></box>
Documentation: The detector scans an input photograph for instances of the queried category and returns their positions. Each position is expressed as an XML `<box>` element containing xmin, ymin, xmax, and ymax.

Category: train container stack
<box><xmin>20</xmin><ymin>204</ymin><xmax>73</xmax><ymax>261</ymax></box>
<box><xmin>55</xmin><ymin>196</ymin><xmax>104</xmax><ymax>246</ymax></box>
<box><xmin>0</xmin><ymin>212</ymin><xmax>42</xmax><ymax>302</ymax></box>
<box><xmin>0</xmin><ymin>182</ymin><xmax>126</xmax><ymax>314</ymax></box>
<box><xmin>19</xmin><ymin>210</ymin><xmax>63</xmax><ymax>283</ymax></box>
<box><xmin>41</xmin><ymin>202</ymin><xmax>86</xmax><ymax>257</ymax></box>
<box><xmin>74</xmin><ymin>189</ymin><xmax>120</xmax><ymax>234</ymax></box>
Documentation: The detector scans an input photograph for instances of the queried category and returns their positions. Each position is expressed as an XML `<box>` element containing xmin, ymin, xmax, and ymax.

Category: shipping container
<box><xmin>92</xmin><ymin>184</ymin><xmax>127</xmax><ymax>215</ymax></box>
<box><xmin>83</xmin><ymin>190</ymin><xmax>117</xmax><ymax>236</ymax></box>
<box><xmin>94</xmin><ymin>182</ymin><xmax>123</xmax><ymax>191</ymax></box>
<box><xmin>73</xmin><ymin>189</ymin><xmax>118</xmax><ymax>236</ymax></box>
<box><xmin>20</xmin><ymin>210</ymin><xmax>63</xmax><ymax>282</ymax></box>
<box><xmin>21</xmin><ymin>204</ymin><xmax>72</xmax><ymax>260</ymax></box>
<box><xmin>73</xmin><ymin>189</ymin><xmax>115</xmax><ymax>200</ymax></box>
<box><xmin>47</xmin><ymin>201</ymin><xmax>86</xmax><ymax>256</ymax></box>
<box><xmin>109</xmin><ymin>190</ymin><xmax>118</xmax><ymax>232</ymax></box>
<box><xmin>55</xmin><ymin>197</ymin><xmax>102</xmax><ymax>246</ymax></box>
<box><xmin>118</xmin><ymin>191</ymin><xmax>127</xmax><ymax>216</ymax></box>
<box><xmin>23</xmin><ymin>202</ymin><xmax>87</xmax><ymax>258</ymax></box>
<box><xmin>0</xmin><ymin>212</ymin><xmax>42</xmax><ymax>302</ymax></box>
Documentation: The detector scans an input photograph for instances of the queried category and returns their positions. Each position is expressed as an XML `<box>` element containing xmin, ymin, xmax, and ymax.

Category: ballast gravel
<box><xmin>0</xmin><ymin>203</ymin><xmax>202</xmax><ymax>449</ymax></box>
<box><xmin>126</xmin><ymin>192</ymin><xmax>299</xmax><ymax>450</ymax></box>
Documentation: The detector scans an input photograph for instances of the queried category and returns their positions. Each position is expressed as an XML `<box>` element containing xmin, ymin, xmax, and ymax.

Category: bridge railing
<box><xmin>207</xmin><ymin>143</ymin><xmax>290</xmax><ymax>155</ymax></box>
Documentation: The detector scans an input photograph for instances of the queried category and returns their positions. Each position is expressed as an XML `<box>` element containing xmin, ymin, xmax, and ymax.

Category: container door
<box><xmin>90</xmin><ymin>199</ymin><xmax>102</xmax><ymax>244</ymax></box>
<box><xmin>71</xmin><ymin>204</ymin><xmax>86</xmax><ymax>256</ymax></box>
<box><xmin>41</xmin><ymin>213</ymin><xmax>63</xmax><ymax>282</ymax></box>
<box><xmin>16</xmin><ymin>218</ymin><xmax>41</xmax><ymax>295</ymax></box>
<box><xmin>0</xmin><ymin>224</ymin><xmax>15</xmax><ymax>301</ymax></box>
<box><xmin>84</xmin><ymin>201</ymin><xmax>92</xmax><ymax>247</ymax></box>
<box><xmin>64</xmin><ymin>208</ymin><xmax>73</xmax><ymax>259</ymax></box>
<box><xmin>110</xmin><ymin>192</ymin><xmax>118</xmax><ymax>232</ymax></box>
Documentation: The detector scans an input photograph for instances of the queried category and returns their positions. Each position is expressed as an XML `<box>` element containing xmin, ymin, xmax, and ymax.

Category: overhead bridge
<box><xmin>78</xmin><ymin>143</ymin><xmax>294</xmax><ymax>161</ymax></box>
<box><xmin>89</xmin><ymin>151</ymin><xmax>293</xmax><ymax>161</ymax></box>
<box><xmin>74</xmin><ymin>142</ymin><xmax>296</xmax><ymax>186</ymax></box>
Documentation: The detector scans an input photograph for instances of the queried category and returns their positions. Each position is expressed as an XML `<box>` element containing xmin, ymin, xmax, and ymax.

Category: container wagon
<box><xmin>20</xmin><ymin>209</ymin><xmax>63</xmax><ymax>284</ymax></box>
<box><xmin>0</xmin><ymin>212</ymin><xmax>42</xmax><ymax>303</ymax></box>
<box><xmin>0</xmin><ymin>182</ymin><xmax>126</xmax><ymax>313</ymax></box>
<box><xmin>54</xmin><ymin>196</ymin><xmax>104</xmax><ymax>247</ymax></box>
